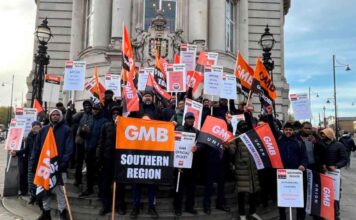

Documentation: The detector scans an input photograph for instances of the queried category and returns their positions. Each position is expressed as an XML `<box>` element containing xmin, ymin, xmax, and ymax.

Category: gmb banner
<box><xmin>115</xmin><ymin>117</ymin><xmax>175</xmax><ymax>185</ymax></box>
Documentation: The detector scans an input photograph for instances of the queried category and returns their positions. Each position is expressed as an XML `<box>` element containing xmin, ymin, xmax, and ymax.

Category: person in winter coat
<box><xmin>80</xmin><ymin>103</ymin><xmax>108</xmax><ymax>197</ymax></box>
<box><xmin>339</xmin><ymin>131</ymin><xmax>356</xmax><ymax>168</ymax></box>
<box><xmin>129</xmin><ymin>91</ymin><xmax>161</xmax><ymax>219</ymax></box>
<box><xmin>319</xmin><ymin>128</ymin><xmax>347</xmax><ymax>220</ymax></box>
<box><xmin>73</xmin><ymin>100</ymin><xmax>93</xmax><ymax>186</ymax></box>
<box><xmin>201</xmin><ymin>99</ymin><xmax>211</xmax><ymax>125</ymax></box>
<box><xmin>171</xmin><ymin>99</ymin><xmax>185</xmax><ymax>130</ymax></box>
<box><xmin>173</xmin><ymin>112</ymin><xmax>200</xmax><ymax>216</ymax></box>
<box><xmin>11</xmin><ymin>121</ymin><xmax>42</xmax><ymax>198</ymax></box>
<box><xmin>97</xmin><ymin>105</ymin><xmax>126</xmax><ymax>216</ymax></box>
<box><xmin>162</xmin><ymin>97</ymin><xmax>176</xmax><ymax>121</ymax></box>
<box><xmin>31</xmin><ymin>109</ymin><xmax>73</xmax><ymax>220</ymax></box>
<box><xmin>277</xmin><ymin>122</ymin><xmax>308</xmax><ymax>220</ymax></box>
<box><xmin>102</xmin><ymin>90</ymin><xmax>117</xmax><ymax>120</ymax></box>
<box><xmin>228</xmin><ymin>107</ymin><xmax>262</xmax><ymax>220</ymax></box>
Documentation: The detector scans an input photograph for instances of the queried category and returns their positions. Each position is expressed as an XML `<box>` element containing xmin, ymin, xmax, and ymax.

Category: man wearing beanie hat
<box><xmin>31</xmin><ymin>109</ymin><xmax>73</xmax><ymax>220</ymax></box>
<box><xmin>319</xmin><ymin>128</ymin><xmax>347</xmax><ymax>220</ymax></box>
<box><xmin>277</xmin><ymin>121</ymin><xmax>308</xmax><ymax>220</ymax></box>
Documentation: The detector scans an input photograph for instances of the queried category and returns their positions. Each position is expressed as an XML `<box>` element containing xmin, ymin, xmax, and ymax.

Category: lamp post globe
<box><xmin>35</xmin><ymin>18</ymin><xmax>52</xmax><ymax>44</ymax></box>
<box><xmin>259</xmin><ymin>24</ymin><xmax>276</xmax><ymax>74</ymax></box>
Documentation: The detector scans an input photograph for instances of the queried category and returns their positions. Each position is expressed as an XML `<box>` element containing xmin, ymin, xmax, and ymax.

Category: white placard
<box><xmin>174</xmin><ymin>131</ymin><xmax>196</xmax><ymax>168</ymax></box>
<box><xmin>277</xmin><ymin>169</ymin><xmax>304</xmax><ymax>208</ymax></box>
<box><xmin>290</xmin><ymin>93</ymin><xmax>312</xmax><ymax>120</ymax></box>
<box><xmin>326</xmin><ymin>169</ymin><xmax>341</xmax><ymax>201</ymax></box>
<box><xmin>63</xmin><ymin>60</ymin><xmax>86</xmax><ymax>91</ymax></box>
<box><xmin>43</xmin><ymin>74</ymin><xmax>61</xmax><ymax>103</ymax></box>
<box><xmin>182</xmin><ymin>98</ymin><xmax>203</xmax><ymax>130</ymax></box>
<box><xmin>15</xmin><ymin>108</ymin><xmax>38</xmax><ymax>137</ymax></box>
<box><xmin>180</xmin><ymin>44</ymin><xmax>197</xmax><ymax>71</ymax></box>
<box><xmin>206</xmin><ymin>52</ymin><xmax>219</xmax><ymax>65</ymax></box>
<box><xmin>166</xmin><ymin>64</ymin><xmax>186</xmax><ymax>93</ymax></box>
<box><xmin>138</xmin><ymin>68</ymin><xmax>153</xmax><ymax>91</ymax></box>
<box><xmin>105</xmin><ymin>73</ymin><xmax>121</xmax><ymax>98</ymax></box>
<box><xmin>220</xmin><ymin>73</ymin><xmax>237</xmax><ymax>100</ymax></box>
<box><xmin>204</xmin><ymin>65</ymin><xmax>223</xmax><ymax>96</ymax></box>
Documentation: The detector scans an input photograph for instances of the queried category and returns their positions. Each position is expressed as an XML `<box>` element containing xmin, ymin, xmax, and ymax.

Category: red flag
<box><xmin>34</xmin><ymin>127</ymin><xmax>59</xmax><ymax>197</ymax></box>
<box><xmin>146</xmin><ymin>73</ymin><xmax>172</xmax><ymax>101</ymax></box>
<box><xmin>235</xmin><ymin>52</ymin><xmax>254</xmax><ymax>97</ymax></box>
<box><xmin>92</xmin><ymin>66</ymin><xmax>105</xmax><ymax>104</ymax></box>
<box><xmin>154</xmin><ymin>49</ymin><xmax>167</xmax><ymax>89</ymax></box>
<box><xmin>33</xmin><ymin>99</ymin><xmax>43</xmax><ymax>113</ymax></box>
<box><xmin>121</xmin><ymin>24</ymin><xmax>139</xmax><ymax>113</ymax></box>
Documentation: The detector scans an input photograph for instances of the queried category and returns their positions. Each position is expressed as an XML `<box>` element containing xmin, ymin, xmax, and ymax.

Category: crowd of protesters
<box><xmin>10</xmin><ymin>89</ymin><xmax>352</xmax><ymax>220</ymax></box>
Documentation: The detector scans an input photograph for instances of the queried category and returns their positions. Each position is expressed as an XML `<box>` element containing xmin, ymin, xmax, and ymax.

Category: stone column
<box><xmin>208</xmin><ymin>0</ymin><xmax>225</xmax><ymax>51</ymax></box>
<box><xmin>238</xmin><ymin>0</ymin><xmax>249</xmax><ymax>58</ymax></box>
<box><xmin>112</xmin><ymin>0</ymin><xmax>132</xmax><ymax>38</ymax></box>
<box><xmin>91</xmin><ymin>0</ymin><xmax>112</xmax><ymax>47</ymax></box>
<box><xmin>69</xmin><ymin>0</ymin><xmax>84</xmax><ymax>60</ymax></box>
<box><xmin>188</xmin><ymin>0</ymin><xmax>208</xmax><ymax>46</ymax></box>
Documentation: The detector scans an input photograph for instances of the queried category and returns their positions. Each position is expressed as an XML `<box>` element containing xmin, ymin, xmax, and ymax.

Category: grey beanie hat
<box><xmin>49</xmin><ymin>108</ymin><xmax>63</xmax><ymax>124</ymax></box>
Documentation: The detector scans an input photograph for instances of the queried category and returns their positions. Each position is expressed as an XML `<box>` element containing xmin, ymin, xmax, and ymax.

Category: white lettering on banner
<box><xmin>121</xmin><ymin>154</ymin><xmax>169</xmax><ymax>167</ymax></box>
<box><xmin>124</xmin><ymin>126</ymin><xmax>168</xmax><ymax>142</ymax></box>
<box><xmin>240</xmin><ymin>134</ymin><xmax>264</xmax><ymax>170</ymax></box>
<box><xmin>236</xmin><ymin>66</ymin><xmax>253</xmax><ymax>86</ymax></box>
<box><xmin>127</xmin><ymin>168</ymin><xmax>161</xmax><ymax>179</ymax></box>
<box><xmin>323</xmin><ymin>187</ymin><xmax>331</xmax><ymax>207</ymax></box>
<box><xmin>212</xmin><ymin>126</ymin><xmax>230</xmax><ymax>142</ymax></box>
<box><xmin>263</xmin><ymin>136</ymin><xmax>276</xmax><ymax>155</ymax></box>
<box><xmin>125</xmin><ymin>82</ymin><xmax>134</xmax><ymax>99</ymax></box>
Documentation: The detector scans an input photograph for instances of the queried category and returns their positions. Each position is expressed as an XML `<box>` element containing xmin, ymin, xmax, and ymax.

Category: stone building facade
<box><xmin>27</xmin><ymin>0</ymin><xmax>291</xmax><ymax>120</ymax></box>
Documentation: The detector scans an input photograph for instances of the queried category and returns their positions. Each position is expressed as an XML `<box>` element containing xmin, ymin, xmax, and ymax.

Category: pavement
<box><xmin>0</xmin><ymin>143</ymin><xmax>356</xmax><ymax>220</ymax></box>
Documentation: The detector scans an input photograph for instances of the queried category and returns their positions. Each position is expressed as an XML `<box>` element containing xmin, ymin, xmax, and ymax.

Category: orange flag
<box><xmin>34</xmin><ymin>127</ymin><xmax>59</xmax><ymax>196</ymax></box>
<box><xmin>33</xmin><ymin>99</ymin><xmax>44</xmax><ymax>113</ymax></box>
<box><xmin>92</xmin><ymin>66</ymin><xmax>105</xmax><ymax>104</ymax></box>
<box><xmin>252</xmin><ymin>58</ymin><xmax>277</xmax><ymax>105</ymax></box>
<box><xmin>121</xmin><ymin>24</ymin><xmax>139</xmax><ymax>113</ymax></box>
<box><xmin>235</xmin><ymin>52</ymin><xmax>254</xmax><ymax>97</ymax></box>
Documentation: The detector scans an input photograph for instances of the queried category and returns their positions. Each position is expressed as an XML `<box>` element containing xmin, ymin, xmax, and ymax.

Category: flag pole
<box><xmin>112</xmin><ymin>181</ymin><xmax>117</xmax><ymax>220</ymax></box>
<box><xmin>176</xmin><ymin>169</ymin><xmax>182</xmax><ymax>192</ymax></box>
<box><xmin>62</xmin><ymin>184</ymin><xmax>73</xmax><ymax>220</ymax></box>
<box><xmin>246</xmin><ymin>90</ymin><xmax>252</xmax><ymax>106</ymax></box>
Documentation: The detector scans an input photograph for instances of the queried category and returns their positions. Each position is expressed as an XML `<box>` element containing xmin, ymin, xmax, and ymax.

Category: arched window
<box><xmin>144</xmin><ymin>0</ymin><xmax>177</xmax><ymax>32</ymax></box>
<box><xmin>225</xmin><ymin>0</ymin><xmax>234</xmax><ymax>53</ymax></box>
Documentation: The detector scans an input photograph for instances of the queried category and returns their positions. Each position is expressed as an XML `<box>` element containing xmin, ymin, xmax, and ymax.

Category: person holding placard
<box><xmin>276</xmin><ymin>122</ymin><xmax>308</xmax><ymax>220</ymax></box>
<box><xmin>173</xmin><ymin>112</ymin><xmax>199</xmax><ymax>216</ymax></box>
<box><xmin>319</xmin><ymin>128</ymin><xmax>347</xmax><ymax>220</ymax></box>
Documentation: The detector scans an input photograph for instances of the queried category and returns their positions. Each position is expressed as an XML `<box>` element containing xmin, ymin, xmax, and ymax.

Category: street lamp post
<box><xmin>1</xmin><ymin>75</ymin><xmax>14</xmax><ymax>126</ymax></box>
<box><xmin>258</xmin><ymin>24</ymin><xmax>276</xmax><ymax>116</ymax></box>
<box><xmin>323</xmin><ymin>106</ymin><xmax>326</xmax><ymax>128</ymax></box>
<box><xmin>332</xmin><ymin>55</ymin><xmax>351</xmax><ymax>139</ymax></box>
<box><xmin>31</xmin><ymin>18</ymin><xmax>52</xmax><ymax>112</ymax></box>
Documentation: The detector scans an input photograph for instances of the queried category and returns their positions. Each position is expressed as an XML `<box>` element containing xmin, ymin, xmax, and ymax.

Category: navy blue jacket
<box><xmin>277</xmin><ymin>135</ymin><xmax>308</xmax><ymax>169</ymax></box>
<box><xmin>85</xmin><ymin>114</ymin><xmax>108</xmax><ymax>152</ymax></box>
<box><xmin>31</xmin><ymin>120</ymin><xmax>73</xmax><ymax>173</ymax></box>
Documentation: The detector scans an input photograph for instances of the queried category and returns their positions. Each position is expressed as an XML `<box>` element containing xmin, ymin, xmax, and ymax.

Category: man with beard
<box><xmin>319</xmin><ymin>128</ymin><xmax>347</xmax><ymax>220</ymax></box>
<box><xmin>31</xmin><ymin>109</ymin><xmax>73</xmax><ymax>220</ymax></box>
<box><xmin>102</xmin><ymin>90</ymin><xmax>116</xmax><ymax>120</ymax></box>
<box><xmin>129</xmin><ymin>91</ymin><xmax>162</xmax><ymax>219</ymax></box>
<box><xmin>201</xmin><ymin>99</ymin><xmax>211</xmax><ymax>125</ymax></box>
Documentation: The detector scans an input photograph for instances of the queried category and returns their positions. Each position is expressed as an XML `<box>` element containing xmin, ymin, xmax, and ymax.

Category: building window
<box><xmin>84</xmin><ymin>0</ymin><xmax>94</xmax><ymax>48</ymax></box>
<box><xmin>225</xmin><ymin>0</ymin><xmax>234</xmax><ymax>53</ymax></box>
<box><xmin>144</xmin><ymin>0</ymin><xmax>176</xmax><ymax>32</ymax></box>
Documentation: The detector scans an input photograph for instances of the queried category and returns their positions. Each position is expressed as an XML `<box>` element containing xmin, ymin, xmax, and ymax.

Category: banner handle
<box><xmin>6</xmin><ymin>152</ymin><xmax>12</xmax><ymax>172</ymax></box>
<box><xmin>176</xmin><ymin>169</ymin><xmax>182</xmax><ymax>193</ymax></box>
<box><xmin>211</xmin><ymin>96</ymin><xmax>214</xmax><ymax>115</ymax></box>
<box><xmin>289</xmin><ymin>207</ymin><xmax>292</xmax><ymax>220</ymax></box>
<box><xmin>246</xmin><ymin>90</ymin><xmax>252</xmax><ymax>106</ymax></box>
<box><xmin>62</xmin><ymin>184</ymin><xmax>73</xmax><ymax>220</ymax></box>
<box><xmin>112</xmin><ymin>181</ymin><xmax>117</xmax><ymax>220</ymax></box>
<box><xmin>175</xmin><ymin>92</ymin><xmax>178</xmax><ymax>108</ymax></box>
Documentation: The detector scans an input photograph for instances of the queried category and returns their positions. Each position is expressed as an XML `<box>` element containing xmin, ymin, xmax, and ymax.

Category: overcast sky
<box><xmin>0</xmin><ymin>1</ymin><xmax>355</xmax><ymax>122</ymax></box>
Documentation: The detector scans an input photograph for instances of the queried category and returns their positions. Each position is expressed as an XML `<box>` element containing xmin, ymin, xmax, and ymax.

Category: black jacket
<box><xmin>277</xmin><ymin>135</ymin><xmax>308</xmax><ymax>169</ymax></box>
<box><xmin>339</xmin><ymin>135</ymin><xmax>356</xmax><ymax>152</ymax></box>
<box><xmin>16</xmin><ymin>131</ymin><xmax>37</xmax><ymax>160</ymax></box>
<box><xmin>98</xmin><ymin>120</ymin><xmax>116</xmax><ymax>162</ymax></box>
<box><xmin>321</xmin><ymin>140</ymin><xmax>348</xmax><ymax>169</ymax></box>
